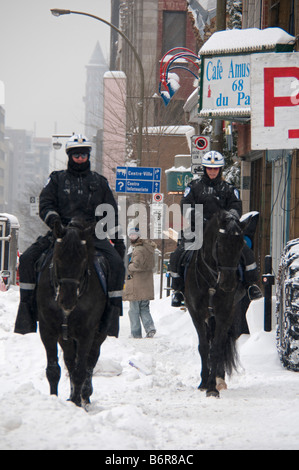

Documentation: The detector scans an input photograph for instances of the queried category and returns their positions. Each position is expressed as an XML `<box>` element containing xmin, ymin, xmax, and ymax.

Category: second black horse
<box><xmin>184</xmin><ymin>210</ymin><xmax>249</xmax><ymax>397</ymax></box>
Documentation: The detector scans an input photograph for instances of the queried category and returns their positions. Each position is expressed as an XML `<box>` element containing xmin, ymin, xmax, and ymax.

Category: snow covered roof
<box><xmin>200</xmin><ymin>27</ymin><xmax>296</xmax><ymax>55</ymax></box>
<box><xmin>104</xmin><ymin>71</ymin><xmax>126</xmax><ymax>79</ymax></box>
<box><xmin>187</xmin><ymin>0</ymin><xmax>216</xmax><ymax>40</ymax></box>
<box><xmin>161</xmin><ymin>55</ymin><xmax>190</xmax><ymax>64</ymax></box>
<box><xmin>165</xmin><ymin>165</ymin><xmax>192</xmax><ymax>173</ymax></box>
<box><xmin>184</xmin><ymin>88</ymin><xmax>199</xmax><ymax>111</ymax></box>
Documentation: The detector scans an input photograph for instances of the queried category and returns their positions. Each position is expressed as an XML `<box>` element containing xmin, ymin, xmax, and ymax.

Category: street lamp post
<box><xmin>50</xmin><ymin>8</ymin><xmax>144</xmax><ymax>165</ymax></box>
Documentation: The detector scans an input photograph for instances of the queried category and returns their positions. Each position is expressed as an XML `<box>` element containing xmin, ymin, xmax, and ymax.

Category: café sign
<box><xmin>199</xmin><ymin>54</ymin><xmax>251</xmax><ymax>118</ymax></box>
<box><xmin>198</xmin><ymin>28</ymin><xmax>295</xmax><ymax>120</ymax></box>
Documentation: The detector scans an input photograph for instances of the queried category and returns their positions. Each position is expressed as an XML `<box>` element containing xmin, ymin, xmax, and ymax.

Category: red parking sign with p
<box><xmin>251</xmin><ymin>52</ymin><xmax>299</xmax><ymax>150</ymax></box>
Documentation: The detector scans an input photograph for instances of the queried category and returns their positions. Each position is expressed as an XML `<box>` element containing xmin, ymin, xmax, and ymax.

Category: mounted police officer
<box><xmin>14</xmin><ymin>134</ymin><xmax>125</xmax><ymax>336</ymax></box>
<box><xmin>170</xmin><ymin>150</ymin><xmax>262</xmax><ymax>307</ymax></box>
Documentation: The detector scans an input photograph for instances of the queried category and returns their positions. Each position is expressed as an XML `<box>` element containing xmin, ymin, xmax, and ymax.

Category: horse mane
<box><xmin>54</xmin><ymin>218</ymin><xmax>95</xmax><ymax>262</ymax></box>
<box><xmin>205</xmin><ymin>210</ymin><xmax>242</xmax><ymax>238</ymax></box>
<box><xmin>59</xmin><ymin>227</ymin><xmax>83</xmax><ymax>257</ymax></box>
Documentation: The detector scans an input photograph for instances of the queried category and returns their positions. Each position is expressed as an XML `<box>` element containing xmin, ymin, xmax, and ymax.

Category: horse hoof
<box><xmin>206</xmin><ymin>389</ymin><xmax>220</xmax><ymax>398</ymax></box>
<box><xmin>198</xmin><ymin>383</ymin><xmax>208</xmax><ymax>391</ymax></box>
<box><xmin>216</xmin><ymin>377</ymin><xmax>227</xmax><ymax>391</ymax></box>
<box><xmin>81</xmin><ymin>400</ymin><xmax>91</xmax><ymax>412</ymax></box>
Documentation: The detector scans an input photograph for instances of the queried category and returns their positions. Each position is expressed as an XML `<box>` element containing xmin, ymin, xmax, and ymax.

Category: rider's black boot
<box><xmin>247</xmin><ymin>284</ymin><xmax>263</xmax><ymax>301</ymax></box>
<box><xmin>171</xmin><ymin>276</ymin><xmax>185</xmax><ymax>307</ymax></box>
<box><xmin>171</xmin><ymin>291</ymin><xmax>185</xmax><ymax>307</ymax></box>
<box><xmin>102</xmin><ymin>297</ymin><xmax>122</xmax><ymax>338</ymax></box>
<box><xmin>14</xmin><ymin>290</ymin><xmax>37</xmax><ymax>335</ymax></box>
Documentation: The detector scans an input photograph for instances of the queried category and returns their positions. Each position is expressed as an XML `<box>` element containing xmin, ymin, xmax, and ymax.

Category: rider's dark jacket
<box><xmin>181</xmin><ymin>172</ymin><xmax>242</xmax><ymax>229</ymax></box>
<box><xmin>39</xmin><ymin>163</ymin><xmax>122</xmax><ymax>245</ymax></box>
<box><xmin>171</xmin><ymin>171</ymin><xmax>257</xmax><ymax>285</ymax></box>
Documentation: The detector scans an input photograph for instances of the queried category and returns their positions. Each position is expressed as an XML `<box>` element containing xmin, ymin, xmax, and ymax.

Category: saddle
<box><xmin>178</xmin><ymin>250</ymin><xmax>194</xmax><ymax>281</ymax></box>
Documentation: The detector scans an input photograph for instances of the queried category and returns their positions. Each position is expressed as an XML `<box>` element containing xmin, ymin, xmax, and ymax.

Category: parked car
<box><xmin>276</xmin><ymin>238</ymin><xmax>299</xmax><ymax>371</ymax></box>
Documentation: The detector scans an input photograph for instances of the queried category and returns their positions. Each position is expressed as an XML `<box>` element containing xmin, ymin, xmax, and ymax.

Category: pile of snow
<box><xmin>200</xmin><ymin>27</ymin><xmax>295</xmax><ymax>55</ymax></box>
<box><xmin>1</xmin><ymin>277</ymin><xmax>299</xmax><ymax>450</ymax></box>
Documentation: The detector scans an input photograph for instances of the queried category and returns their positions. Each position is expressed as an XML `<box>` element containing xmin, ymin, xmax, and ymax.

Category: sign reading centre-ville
<box><xmin>116</xmin><ymin>166</ymin><xmax>161</xmax><ymax>194</ymax></box>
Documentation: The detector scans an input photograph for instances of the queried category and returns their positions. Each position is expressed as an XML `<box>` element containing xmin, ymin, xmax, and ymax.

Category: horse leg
<box><xmin>207</xmin><ymin>324</ymin><xmax>228</xmax><ymax>397</ymax></box>
<box><xmin>216</xmin><ymin>376</ymin><xmax>227</xmax><ymax>391</ymax></box>
<box><xmin>82</xmin><ymin>331</ymin><xmax>107</xmax><ymax>406</ymax></box>
<box><xmin>198</xmin><ymin>341</ymin><xmax>210</xmax><ymax>390</ymax></box>
<box><xmin>40</xmin><ymin>329</ymin><xmax>61</xmax><ymax>396</ymax></box>
<box><xmin>216</xmin><ymin>360</ymin><xmax>227</xmax><ymax>391</ymax></box>
<box><xmin>193</xmin><ymin>320</ymin><xmax>210</xmax><ymax>391</ymax></box>
<box><xmin>69</xmin><ymin>337</ymin><xmax>95</xmax><ymax>407</ymax></box>
<box><xmin>59</xmin><ymin>338</ymin><xmax>76</xmax><ymax>401</ymax></box>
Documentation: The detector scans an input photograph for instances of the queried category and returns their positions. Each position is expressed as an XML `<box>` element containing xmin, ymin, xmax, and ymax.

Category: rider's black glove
<box><xmin>47</xmin><ymin>214</ymin><xmax>62</xmax><ymax>230</ymax></box>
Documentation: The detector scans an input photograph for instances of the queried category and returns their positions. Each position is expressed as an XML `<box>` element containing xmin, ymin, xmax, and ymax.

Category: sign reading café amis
<box><xmin>198</xmin><ymin>28</ymin><xmax>295</xmax><ymax>119</ymax></box>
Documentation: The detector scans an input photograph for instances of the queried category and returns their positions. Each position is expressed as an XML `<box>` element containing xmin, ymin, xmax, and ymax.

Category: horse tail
<box><xmin>223</xmin><ymin>324</ymin><xmax>239</xmax><ymax>376</ymax></box>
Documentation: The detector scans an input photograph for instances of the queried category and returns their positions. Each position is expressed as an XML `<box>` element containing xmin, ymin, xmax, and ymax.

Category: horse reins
<box><xmin>195</xmin><ymin>228</ymin><xmax>240</xmax><ymax>316</ymax></box>
<box><xmin>50</xmin><ymin>263</ymin><xmax>89</xmax><ymax>302</ymax></box>
<box><xmin>49</xmin><ymin>237</ymin><xmax>90</xmax><ymax>341</ymax></box>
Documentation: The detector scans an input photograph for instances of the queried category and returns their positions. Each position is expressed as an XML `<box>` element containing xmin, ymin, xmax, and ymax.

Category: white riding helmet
<box><xmin>65</xmin><ymin>134</ymin><xmax>92</xmax><ymax>155</ymax></box>
<box><xmin>202</xmin><ymin>151</ymin><xmax>225</xmax><ymax>168</ymax></box>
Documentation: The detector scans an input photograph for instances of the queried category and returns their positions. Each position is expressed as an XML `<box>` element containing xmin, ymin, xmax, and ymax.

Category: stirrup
<box><xmin>248</xmin><ymin>284</ymin><xmax>263</xmax><ymax>301</ymax></box>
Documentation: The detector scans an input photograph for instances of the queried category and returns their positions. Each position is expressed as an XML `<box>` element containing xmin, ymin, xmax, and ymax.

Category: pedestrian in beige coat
<box><xmin>123</xmin><ymin>227</ymin><xmax>157</xmax><ymax>338</ymax></box>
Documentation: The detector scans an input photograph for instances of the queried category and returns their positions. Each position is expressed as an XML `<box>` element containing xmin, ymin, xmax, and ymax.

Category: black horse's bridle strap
<box><xmin>196</xmin><ymin>238</ymin><xmax>238</xmax><ymax>291</ymax></box>
<box><xmin>50</xmin><ymin>262</ymin><xmax>89</xmax><ymax>300</ymax></box>
<box><xmin>57</xmin><ymin>278</ymin><xmax>80</xmax><ymax>285</ymax></box>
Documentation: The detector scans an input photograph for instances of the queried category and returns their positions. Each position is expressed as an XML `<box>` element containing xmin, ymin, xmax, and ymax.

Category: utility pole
<box><xmin>211</xmin><ymin>0</ymin><xmax>226</xmax><ymax>153</ymax></box>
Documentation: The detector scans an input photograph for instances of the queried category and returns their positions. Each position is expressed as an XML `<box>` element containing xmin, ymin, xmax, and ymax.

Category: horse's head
<box><xmin>52</xmin><ymin>219</ymin><xmax>94</xmax><ymax>314</ymax></box>
<box><xmin>214</xmin><ymin>211</ymin><xmax>246</xmax><ymax>292</ymax></box>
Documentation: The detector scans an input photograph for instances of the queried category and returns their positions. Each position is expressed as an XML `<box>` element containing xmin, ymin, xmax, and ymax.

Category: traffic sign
<box><xmin>191</xmin><ymin>135</ymin><xmax>210</xmax><ymax>165</ymax></box>
<box><xmin>30</xmin><ymin>196</ymin><xmax>39</xmax><ymax>217</ymax></box>
<box><xmin>153</xmin><ymin>193</ymin><xmax>163</xmax><ymax>203</ymax></box>
<box><xmin>116</xmin><ymin>166</ymin><xmax>161</xmax><ymax>194</ymax></box>
<box><xmin>151</xmin><ymin>203</ymin><xmax>164</xmax><ymax>239</ymax></box>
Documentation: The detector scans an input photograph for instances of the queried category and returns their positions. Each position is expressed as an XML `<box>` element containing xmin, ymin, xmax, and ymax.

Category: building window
<box><xmin>162</xmin><ymin>11</ymin><xmax>186</xmax><ymax>55</ymax></box>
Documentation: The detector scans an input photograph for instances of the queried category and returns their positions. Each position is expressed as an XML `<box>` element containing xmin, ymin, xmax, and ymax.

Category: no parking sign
<box><xmin>191</xmin><ymin>135</ymin><xmax>210</xmax><ymax>165</ymax></box>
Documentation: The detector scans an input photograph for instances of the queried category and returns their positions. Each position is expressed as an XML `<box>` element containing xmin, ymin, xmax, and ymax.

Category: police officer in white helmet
<box><xmin>169</xmin><ymin>151</ymin><xmax>262</xmax><ymax>307</ymax></box>
<box><xmin>15</xmin><ymin>134</ymin><xmax>125</xmax><ymax>336</ymax></box>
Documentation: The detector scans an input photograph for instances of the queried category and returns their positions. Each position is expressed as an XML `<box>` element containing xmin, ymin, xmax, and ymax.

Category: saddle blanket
<box><xmin>93</xmin><ymin>255</ymin><xmax>108</xmax><ymax>296</ymax></box>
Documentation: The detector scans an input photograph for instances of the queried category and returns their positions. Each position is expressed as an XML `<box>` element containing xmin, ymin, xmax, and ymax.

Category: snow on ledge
<box><xmin>200</xmin><ymin>27</ymin><xmax>295</xmax><ymax>56</ymax></box>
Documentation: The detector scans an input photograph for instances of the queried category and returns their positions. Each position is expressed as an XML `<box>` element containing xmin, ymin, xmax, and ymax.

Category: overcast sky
<box><xmin>0</xmin><ymin>0</ymin><xmax>111</xmax><ymax>141</ymax></box>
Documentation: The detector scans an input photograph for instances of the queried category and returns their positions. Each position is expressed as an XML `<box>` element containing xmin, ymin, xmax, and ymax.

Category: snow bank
<box><xmin>1</xmin><ymin>279</ymin><xmax>299</xmax><ymax>450</ymax></box>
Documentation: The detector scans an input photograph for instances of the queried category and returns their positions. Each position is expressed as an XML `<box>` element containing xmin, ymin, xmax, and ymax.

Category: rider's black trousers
<box><xmin>169</xmin><ymin>242</ymin><xmax>259</xmax><ymax>289</ymax></box>
<box><xmin>16</xmin><ymin>233</ymin><xmax>125</xmax><ymax>336</ymax></box>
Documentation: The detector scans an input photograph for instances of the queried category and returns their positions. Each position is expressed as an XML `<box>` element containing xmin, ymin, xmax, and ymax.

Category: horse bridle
<box><xmin>195</xmin><ymin>227</ymin><xmax>241</xmax><ymax>316</ymax></box>
<box><xmin>51</xmin><ymin>238</ymin><xmax>89</xmax><ymax>302</ymax></box>
<box><xmin>196</xmin><ymin>227</ymin><xmax>240</xmax><ymax>290</ymax></box>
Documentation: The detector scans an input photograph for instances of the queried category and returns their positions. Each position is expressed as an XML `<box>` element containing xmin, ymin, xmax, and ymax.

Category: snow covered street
<box><xmin>1</xmin><ymin>277</ymin><xmax>299</xmax><ymax>450</ymax></box>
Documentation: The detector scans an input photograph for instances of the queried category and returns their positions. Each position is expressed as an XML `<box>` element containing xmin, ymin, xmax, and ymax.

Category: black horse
<box><xmin>36</xmin><ymin>219</ymin><xmax>109</xmax><ymax>408</ymax></box>
<box><xmin>184</xmin><ymin>210</ymin><xmax>248</xmax><ymax>398</ymax></box>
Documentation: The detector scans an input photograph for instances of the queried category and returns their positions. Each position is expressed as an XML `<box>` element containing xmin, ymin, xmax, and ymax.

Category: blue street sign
<box><xmin>116</xmin><ymin>166</ymin><xmax>161</xmax><ymax>194</ymax></box>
